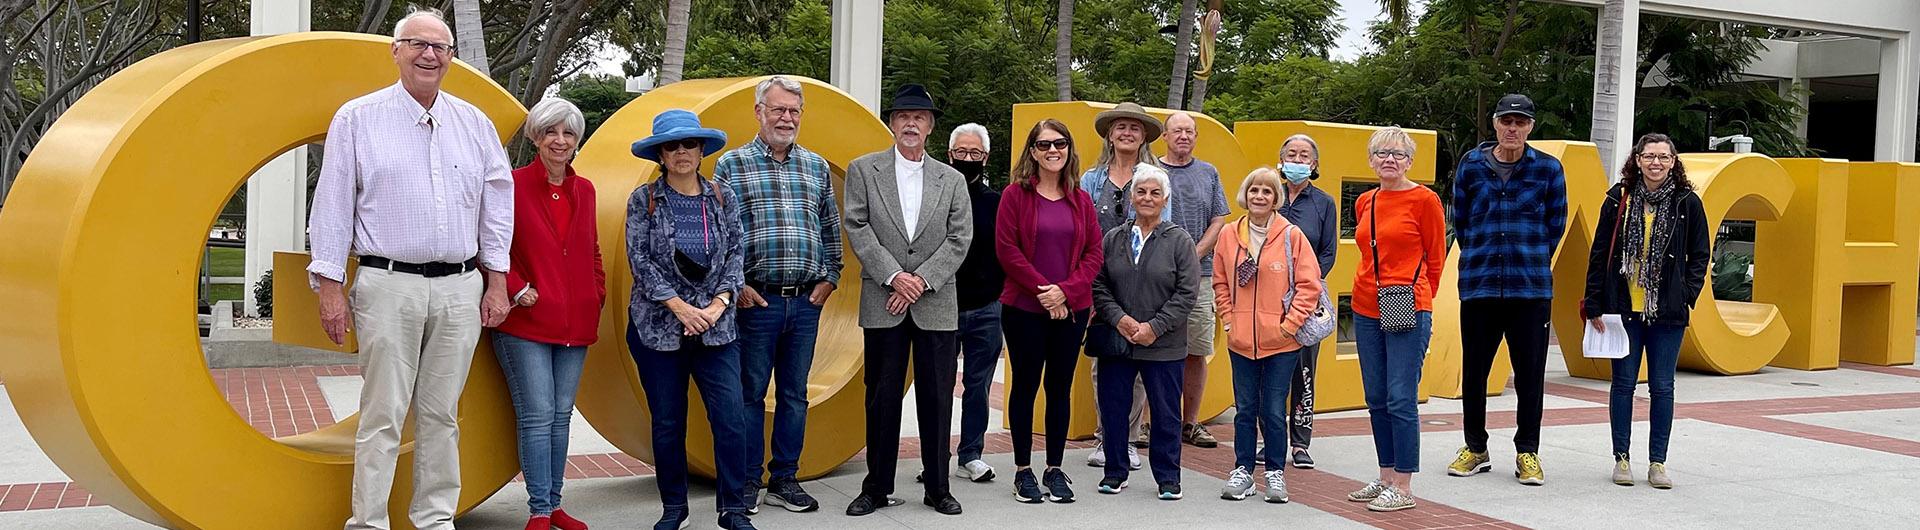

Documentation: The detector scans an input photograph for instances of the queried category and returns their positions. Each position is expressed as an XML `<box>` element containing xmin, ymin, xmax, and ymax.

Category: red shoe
<box><xmin>525</xmin><ymin>515</ymin><xmax>552</xmax><ymax>530</ymax></box>
<box><xmin>550</xmin><ymin>508</ymin><xmax>590</xmax><ymax>530</ymax></box>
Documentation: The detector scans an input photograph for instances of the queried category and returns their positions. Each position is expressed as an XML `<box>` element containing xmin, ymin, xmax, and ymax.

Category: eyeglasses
<box><xmin>762</xmin><ymin>106</ymin><xmax>801</xmax><ymax>118</ymax></box>
<box><xmin>1371</xmin><ymin>149</ymin><xmax>1411</xmax><ymax>161</ymax></box>
<box><xmin>1032</xmin><ymin>139</ymin><xmax>1071</xmax><ymax>152</ymax></box>
<box><xmin>950</xmin><ymin>148</ymin><xmax>987</xmax><ymax>161</ymax></box>
<box><xmin>662</xmin><ymin>139</ymin><xmax>705</xmax><ymax>152</ymax></box>
<box><xmin>1637</xmin><ymin>153</ymin><xmax>1675</xmax><ymax>163</ymax></box>
<box><xmin>396</xmin><ymin>38</ymin><xmax>455</xmax><ymax>56</ymax></box>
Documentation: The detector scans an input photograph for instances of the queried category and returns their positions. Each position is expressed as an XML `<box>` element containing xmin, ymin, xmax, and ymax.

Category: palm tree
<box><xmin>1379</xmin><ymin>0</ymin><xmax>1411</xmax><ymax>32</ymax></box>
<box><xmin>658</xmin><ymin>0</ymin><xmax>691</xmax><ymax>86</ymax></box>
<box><xmin>1166</xmin><ymin>0</ymin><xmax>1198</xmax><ymax>109</ymax></box>
<box><xmin>1055</xmin><ymin>0</ymin><xmax>1075</xmax><ymax>101</ymax></box>
<box><xmin>452</xmin><ymin>0</ymin><xmax>489</xmax><ymax>75</ymax></box>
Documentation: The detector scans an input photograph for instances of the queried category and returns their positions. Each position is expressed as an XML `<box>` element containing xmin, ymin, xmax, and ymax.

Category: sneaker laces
<box><xmin>1227</xmin><ymin>466</ymin><xmax>1253</xmax><ymax>487</ymax></box>
<box><xmin>1356</xmin><ymin>480</ymin><xmax>1387</xmax><ymax>497</ymax></box>
<box><xmin>1263</xmin><ymin>470</ymin><xmax>1285</xmax><ymax>488</ymax></box>
<box><xmin>1519</xmin><ymin>453</ymin><xmax>1542</xmax><ymax>472</ymax></box>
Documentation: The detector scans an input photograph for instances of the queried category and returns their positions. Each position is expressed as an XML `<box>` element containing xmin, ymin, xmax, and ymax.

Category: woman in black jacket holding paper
<box><xmin>1581</xmin><ymin>133</ymin><xmax>1709</xmax><ymax>490</ymax></box>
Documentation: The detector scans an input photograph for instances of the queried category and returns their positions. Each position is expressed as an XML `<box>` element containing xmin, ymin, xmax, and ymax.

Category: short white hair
<box><xmin>1367</xmin><ymin>127</ymin><xmax>1417</xmax><ymax>159</ymax></box>
<box><xmin>392</xmin><ymin>7</ymin><xmax>449</xmax><ymax>41</ymax></box>
<box><xmin>755</xmin><ymin>76</ymin><xmax>804</xmax><ymax>106</ymax></box>
<box><xmin>949</xmin><ymin>123</ymin><xmax>990</xmax><ymax>152</ymax></box>
<box><xmin>1131</xmin><ymin>163</ymin><xmax>1171</xmax><ymax>194</ymax></box>
<box><xmin>523</xmin><ymin>98</ymin><xmax>586</xmax><ymax>142</ymax></box>
<box><xmin>1280</xmin><ymin>134</ymin><xmax>1320</xmax><ymax>161</ymax></box>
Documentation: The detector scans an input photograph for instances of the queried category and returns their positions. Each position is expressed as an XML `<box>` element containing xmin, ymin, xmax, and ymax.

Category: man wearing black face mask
<box><xmin>927</xmin><ymin>123</ymin><xmax>1003</xmax><ymax>484</ymax></box>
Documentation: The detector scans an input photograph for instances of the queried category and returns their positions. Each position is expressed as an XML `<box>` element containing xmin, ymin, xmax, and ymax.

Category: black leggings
<box><xmin>1002</xmin><ymin>305</ymin><xmax>1090</xmax><ymax>468</ymax></box>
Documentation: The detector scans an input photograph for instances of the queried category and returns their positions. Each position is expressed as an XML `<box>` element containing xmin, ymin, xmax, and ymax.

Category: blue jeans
<box><xmin>1229</xmin><ymin>351</ymin><xmax>1300</xmax><ymax>471</ymax></box>
<box><xmin>629</xmin><ymin>326</ymin><xmax>751</xmax><ymax>514</ymax></box>
<box><xmin>1354</xmin><ymin>311</ymin><xmax>1432</xmax><ymax>473</ymax></box>
<box><xmin>1610</xmin><ymin>316</ymin><xmax>1684</xmax><ymax>463</ymax></box>
<box><xmin>492</xmin><ymin>331</ymin><xmax>588</xmax><ymax>516</ymax></box>
<box><xmin>736</xmin><ymin>293</ymin><xmax>822</xmax><ymax>482</ymax></box>
<box><xmin>955</xmin><ymin>302</ymin><xmax>1004</xmax><ymax>463</ymax></box>
<box><xmin>1099</xmin><ymin>356</ymin><xmax>1183</xmax><ymax>485</ymax></box>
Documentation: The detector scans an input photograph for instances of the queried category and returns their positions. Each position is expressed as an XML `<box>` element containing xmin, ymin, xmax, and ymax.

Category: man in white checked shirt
<box><xmin>305</xmin><ymin>9</ymin><xmax>515</xmax><ymax>530</ymax></box>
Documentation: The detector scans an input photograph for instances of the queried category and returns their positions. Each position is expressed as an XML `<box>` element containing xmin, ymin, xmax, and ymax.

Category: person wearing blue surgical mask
<box><xmin>1273</xmin><ymin>133</ymin><xmax>1337</xmax><ymax>470</ymax></box>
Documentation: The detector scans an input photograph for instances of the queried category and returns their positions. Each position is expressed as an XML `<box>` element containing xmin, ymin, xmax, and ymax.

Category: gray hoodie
<box><xmin>1091</xmin><ymin>220</ymin><xmax>1200</xmax><ymax>361</ymax></box>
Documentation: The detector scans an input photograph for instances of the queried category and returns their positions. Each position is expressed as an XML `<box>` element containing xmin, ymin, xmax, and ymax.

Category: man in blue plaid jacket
<box><xmin>1444</xmin><ymin>94</ymin><xmax>1568</xmax><ymax>486</ymax></box>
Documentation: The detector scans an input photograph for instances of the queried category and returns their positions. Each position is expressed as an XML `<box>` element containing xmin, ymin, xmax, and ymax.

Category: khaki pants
<box><xmin>345</xmin><ymin>268</ymin><xmax>482</xmax><ymax>530</ymax></box>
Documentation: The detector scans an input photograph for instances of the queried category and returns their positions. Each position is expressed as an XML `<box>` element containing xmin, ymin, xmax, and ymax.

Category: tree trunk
<box><xmin>1166</xmin><ymin>0</ymin><xmax>1197</xmax><ymax>109</ymax></box>
<box><xmin>1590</xmin><ymin>0</ymin><xmax>1627</xmax><ymax>172</ymax></box>
<box><xmin>1187</xmin><ymin>76</ymin><xmax>1208</xmax><ymax>112</ymax></box>
<box><xmin>1054</xmin><ymin>0</ymin><xmax>1074</xmax><ymax>101</ymax></box>
<box><xmin>658</xmin><ymin>0</ymin><xmax>690</xmax><ymax>86</ymax></box>
<box><xmin>451</xmin><ymin>0</ymin><xmax>489</xmax><ymax>75</ymax></box>
<box><xmin>356</xmin><ymin>0</ymin><xmax>395</xmax><ymax>34</ymax></box>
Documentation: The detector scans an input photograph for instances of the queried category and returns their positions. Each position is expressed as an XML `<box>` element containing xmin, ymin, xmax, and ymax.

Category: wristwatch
<box><xmin>717</xmin><ymin>292</ymin><xmax>734</xmax><ymax>307</ymax></box>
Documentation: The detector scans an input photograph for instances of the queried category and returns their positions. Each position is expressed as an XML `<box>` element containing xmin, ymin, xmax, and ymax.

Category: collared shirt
<box><xmin>1130</xmin><ymin>224</ymin><xmax>1152</xmax><ymax>264</ymax></box>
<box><xmin>1452</xmin><ymin>141</ymin><xmax>1568</xmax><ymax>300</ymax></box>
<box><xmin>306</xmin><ymin>83</ymin><xmax>514</xmax><ymax>288</ymax></box>
<box><xmin>895</xmin><ymin>148</ymin><xmax>926</xmax><ymax>239</ymax></box>
<box><xmin>717</xmin><ymin>136</ymin><xmax>843</xmax><ymax>286</ymax></box>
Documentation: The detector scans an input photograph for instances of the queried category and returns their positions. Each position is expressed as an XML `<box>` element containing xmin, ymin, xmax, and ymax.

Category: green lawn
<box><xmin>207</xmin><ymin>247</ymin><xmax>244</xmax><ymax>278</ymax></box>
<box><xmin>207</xmin><ymin>283</ymin><xmax>242</xmax><ymax>303</ymax></box>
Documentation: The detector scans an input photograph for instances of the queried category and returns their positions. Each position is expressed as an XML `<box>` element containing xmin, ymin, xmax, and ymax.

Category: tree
<box><xmin>1165</xmin><ymin>0</ymin><xmax>1197</xmax><ymax>108</ymax></box>
<box><xmin>658</xmin><ymin>0</ymin><xmax>690</xmax><ymax>86</ymax></box>
<box><xmin>451</xmin><ymin>0</ymin><xmax>489</xmax><ymax>75</ymax></box>
<box><xmin>554</xmin><ymin>73</ymin><xmax>637</xmax><ymax>142</ymax></box>
<box><xmin>1054</xmin><ymin>0</ymin><xmax>1073</xmax><ymax>100</ymax></box>
<box><xmin>1590</xmin><ymin>0</ymin><xmax>1627</xmax><ymax>168</ymax></box>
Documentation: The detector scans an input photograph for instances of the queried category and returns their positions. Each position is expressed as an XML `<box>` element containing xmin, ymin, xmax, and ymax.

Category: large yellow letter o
<box><xmin>0</xmin><ymin>34</ymin><xmax>525</xmax><ymax>529</ymax></box>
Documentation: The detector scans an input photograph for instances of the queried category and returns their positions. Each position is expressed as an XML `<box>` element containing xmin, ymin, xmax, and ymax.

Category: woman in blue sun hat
<box><xmin>623</xmin><ymin>109</ymin><xmax>758</xmax><ymax>530</ymax></box>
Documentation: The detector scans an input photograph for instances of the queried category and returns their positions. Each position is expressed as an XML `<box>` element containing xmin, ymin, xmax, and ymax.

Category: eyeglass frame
<box><xmin>396</xmin><ymin>38</ymin><xmax>456</xmax><ymax>56</ymax></box>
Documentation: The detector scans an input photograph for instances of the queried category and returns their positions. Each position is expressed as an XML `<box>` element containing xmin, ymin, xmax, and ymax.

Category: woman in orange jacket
<box><xmin>1210</xmin><ymin>167</ymin><xmax>1323</xmax><ymax>504</ymax></box>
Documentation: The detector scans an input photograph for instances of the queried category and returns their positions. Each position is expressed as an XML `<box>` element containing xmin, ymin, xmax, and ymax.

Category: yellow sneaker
<box><xmin>1516</xmin><ymin>453</ymin><xmax>1545</xmax><ymax>485</ymax></box>
<box><xmin>1446</xmin><ymin>447</ymin><xmax>1491</xmax><ymax>477</ymax></box>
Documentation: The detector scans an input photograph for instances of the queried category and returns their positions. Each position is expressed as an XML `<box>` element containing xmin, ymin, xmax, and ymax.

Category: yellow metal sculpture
<box><xmin>0</xmin><ymin>33</ymin><xmax>525</xmax><ymax>529</ymax></box>
<box><xmin>2</xmin><ymin>31</ymin><xmax>1916</xmax><ymax>530</ymax></box>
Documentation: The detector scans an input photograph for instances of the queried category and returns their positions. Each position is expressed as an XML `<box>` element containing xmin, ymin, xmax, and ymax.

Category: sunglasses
<box><xmin>1031</xmin><ymin>139</ymin><xmax>1071</xmax><ymax>152</ymax></box>
<box><xmin>661</xmin><ymin>139</ymin><xmax>705</xmax><ymax>152</ymax></box>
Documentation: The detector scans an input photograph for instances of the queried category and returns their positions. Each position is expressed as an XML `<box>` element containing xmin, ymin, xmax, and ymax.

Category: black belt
<box><xmin>748</xmin><ymin>280</ymin><xmax>817</xmax><ymax>297</ymax></box>
<box><xmin>359</xmin><ymin>256</ymin><xmax>478</xmax><ymax>278</ymax></box>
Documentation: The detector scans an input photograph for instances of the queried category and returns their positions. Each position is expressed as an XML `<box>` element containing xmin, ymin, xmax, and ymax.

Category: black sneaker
<box><xmin>1292</xmin><ymin>449</ymin><xmax>1316</xmax><ymax>469</ymax></box>
<box><xmin>743</xmin><ymin>479</ymin><xmax>763</xmax><ymax>515</ymax></box>
<box><xmin>765</xmin><ymin>478</ymin><xmax>819</xmax><ymax>513</ymax></box>
<box><xmin>654</xmin><ymin>504</ymin><xmax>690</xmax><ymax>530</ymax></box>
<box><xmin>1157</xmin><ymin>482</ymin><xmax>1183</xmax><ymax>500</ymax></box>
<box><xmin>1097</xmin><ymin>477</ymin><xmax>1127</xmax><ymax>494</ymax></box>
<box><xmin>1012</xmin><ymin>468</ymin><xmax>1044</xmax><ymax>504</ymax></box>
<box><xmin>1042</xmin><ymin>468</ymin><xmax>1075</xmax><ymax>503</ymax></box>
<box><xmin>717</xmin><ymin>512</ymin><xmax>756</xmax><ymax>530</ymax></box>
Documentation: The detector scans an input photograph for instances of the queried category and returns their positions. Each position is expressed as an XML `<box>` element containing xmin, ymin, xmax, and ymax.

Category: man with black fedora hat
<box><xmin>842</xmin><ymin>83</ymin><xmax>972</xmax><ymax>516</ymax></box>
<box><xmin>1446</xmin><ymin>92</ymin><xmax>1568</xmax><ymax>486</ymax></box>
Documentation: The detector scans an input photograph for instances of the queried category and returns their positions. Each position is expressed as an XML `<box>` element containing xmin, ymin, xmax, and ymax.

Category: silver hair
<box><xmin>523</xmin><ymin>98</ymin><xmax>586</xmax><ymax>143</ymax></box>
<box><xmin>755</xmin><ymin>76</ymin><xmax>805</xmax><ymax>107</ymax></box>
<box><xmin>949</xmin><ymin>123</ymin><xmax>990</xmax><ymax>153</ymax></box>
<box><xmin>1280</xmin><ymin>133</ymin><xmax>1321</xmax><ymax>162</ymax></box>
<box><xmin>1131</xmin><ymin>163</ymin><xmax>1172</xmax><ymax>195</ymax></box>
<box><xmin>391</xmin><ymin>7</ymin><xmax>450</xmax><ymax>41</ymax></box>
<box><xmin>1367</xmin><ymin>127</ymin><xmax>1417</xmax><ymax>159</ymax></box>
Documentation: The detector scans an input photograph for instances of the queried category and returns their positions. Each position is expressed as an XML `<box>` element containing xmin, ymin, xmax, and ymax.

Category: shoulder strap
<box><xmin>1368</xmin><ymin>189</ymin><xmax>1427</xmax><ymax>288</ymax></box>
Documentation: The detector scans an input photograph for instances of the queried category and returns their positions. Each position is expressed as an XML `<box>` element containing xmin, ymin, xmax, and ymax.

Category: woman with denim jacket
<box><xmin>624</xmin><ymin>109</ymin><xmax>756</xmax><ymax>530</ymax></box>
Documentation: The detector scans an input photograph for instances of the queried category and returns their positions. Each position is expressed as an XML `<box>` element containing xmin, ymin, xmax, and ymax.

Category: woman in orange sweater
<box><xmin>1345</xmin><ymin>127</ymin><xmax>1447</xmax><ymax>512</ymax></box>
<box><xmin>1211</xmin><ymin>167</ymin><xmax>1323</xmax><ymax>504</ymax></box>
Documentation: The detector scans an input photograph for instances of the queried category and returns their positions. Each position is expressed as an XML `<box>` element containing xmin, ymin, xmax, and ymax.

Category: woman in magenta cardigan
<box><xmin>492</xmin><ymin>98</ymin><xmax>605</xmax><ymax>530</ymax></box>
<box><xmin>995</xmin><ymin>118</ymin><xmax>1105</xmax><ymax>504</ymax></box>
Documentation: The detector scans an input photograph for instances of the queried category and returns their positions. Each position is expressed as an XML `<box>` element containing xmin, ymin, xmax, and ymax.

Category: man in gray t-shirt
<box><xmin>1158</xmin><ymin>112</ymin><xmax>1229</xmax><ymax>449</ymax></box>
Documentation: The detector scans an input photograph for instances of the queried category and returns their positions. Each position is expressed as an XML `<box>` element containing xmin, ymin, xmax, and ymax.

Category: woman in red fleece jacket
<box><xmin>994</xmin><ymin>119</ymin><xmax>1105</xmax><ymax>503</ymax></box>
<box><xmin>491</xmin><ymin>98</ymin><xmax>604</xmax><ymax>530</ymax></box>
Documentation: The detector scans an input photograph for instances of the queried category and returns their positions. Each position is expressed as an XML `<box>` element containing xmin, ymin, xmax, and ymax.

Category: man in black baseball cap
<box><xmin>1446</xmin><ymin>91</ymin><xmax>1568</xmax><ymax>487</ymax></box>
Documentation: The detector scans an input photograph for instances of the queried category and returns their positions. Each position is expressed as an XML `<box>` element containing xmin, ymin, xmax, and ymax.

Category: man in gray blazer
<box><xmin>841</xmin><ymin>84</ymin><xmax>972</xmax><ymax>517</ymax></box>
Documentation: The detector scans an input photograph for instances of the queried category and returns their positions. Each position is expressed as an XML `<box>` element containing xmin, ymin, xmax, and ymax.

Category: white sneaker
<box><xmin>1221</xmin><ymin>466</ymin><xmax>1256</xmax><ymax>500</ymax></box>
<box><xmin>1127</xmin><ymin>446</ymin><xmax>1142</xmax><ymax>470</ymax></box>
<box><xmin>1262</xmin><ymin>470</ymin><xmax>1289</xmax><ymax>503</ymax></box>
<box><xmin>1087</xmin><ymin>442</ymin><xmax>1107</xmax><ymax>468</ymax></box>
<box><xmin>958</xmin><ymin>459</ymin><xmax>996</xmax><ymax>482</ymax></box>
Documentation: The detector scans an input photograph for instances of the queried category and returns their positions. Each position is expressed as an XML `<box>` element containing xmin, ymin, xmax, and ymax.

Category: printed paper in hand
<box><xmin>1582</xmin><ymin>314</ymin><xmax>1629</xmax><ymax>359</ymax></box>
